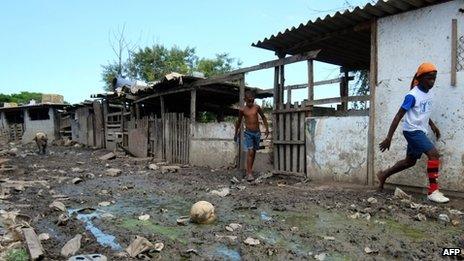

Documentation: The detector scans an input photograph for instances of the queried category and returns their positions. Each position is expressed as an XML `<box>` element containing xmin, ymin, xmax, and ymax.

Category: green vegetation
<box><xmin>119</xmin><ymin>218</ymin><xmax>186</xmax><ymax>243</ymax></box>
<box><xmin>5</xmin><ymin>248</ymin><xmax>28</xmax><ymax>261</ymax></box>
<box><xmin>101</xmin><ymin>44</ymin><xmax>241</xmax><ymax>91</ymax></box>
<box><xmin>0</xmin><ymin>92</ymin><xmax>42</xmax><ymax>105</ymax></box>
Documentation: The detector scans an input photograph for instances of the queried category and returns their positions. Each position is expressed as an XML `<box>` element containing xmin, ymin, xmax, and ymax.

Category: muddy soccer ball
<box><xmin>190</xmin><ymin>201</ymin><xmax>216</xmax><ymax>224</ymax></box>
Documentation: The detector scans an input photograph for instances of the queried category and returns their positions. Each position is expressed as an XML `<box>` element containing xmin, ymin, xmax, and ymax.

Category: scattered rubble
<box><xmin>367</xmin><ymin>197</ymin><xmax>377</xmax><ymax>204</ymax></box>
<box><xmin>438</xmin><ymin>214</ymin><xmax>450</xmax><ymax>223</ymax></box>
<box><xmin>138</xmin><ymin>214</ymin><xmax>150</xmax><ymax>221</ymax></box>
<box><xmin>61</xmin><ymin>234</ymin><xmax>82</xmax><ymax>257</ymax></box>
<box><xmin>99</xmin><ymin>152</ymin><xmax>116</xmax><ymax>161</ymax></box>
<box><xmin>244</xmin><ymin>237</ymin><xmax>260</xmax><ymax>246</ymax></box>
<box><xmin>71</xmin><ymin>167</ymin><xmax>84</xmax><ymax>173</ymax></box>
<box><xmin>148</xmin><ymin>163</ymin><xmax>159</xmax><ymax>170</ymax></box>
<box><xmin>105</xmin><ymin>168</ymin><xmax>121</xmax><ymax>177</ymax></box>
<box><xmin>364</xmin><ymin>246</ymin><xmax>378</xmax><ymax>254</ymax></box>
<box><xmin>49</xmin><ymin>201</ymin><xmax>66</xmax><ymax>212</ymax></box>
<box><xmin>176</xmin><ymin>216</ymin><xmax>190</xmax><ymax>226</ymax></box>
<box><xmin>210</xmin><ymin>187</ymin><xmax>230</xmax><ymax>197</ymax></box>
<box><xmin>414</xmin><ymin>213</ymin><xmax>427</xmax><ymax>221</ymax></box>
<box><xmin>68</xmin><ymin>254</ymin><xmax>107</xmax><ymax>261</ymax></box>
<box><xmin>22</xmin><ymin>228</ymin><xmax>44</xmax><ymax>260</ymax></box>
<box><xmin>126</xmin><ymin>236</ymin><xmax>153</xmax><ymax>258</ymax></box>
<box><xmin>393</xmin><ymin>188</ymin><xmax>411</xmax><ymax>200</ymax></box>
<box><xmin>160</xmin><ymin>165</ymin><xmax>180</xmax><ymax>173</ymax></box>
<box><xmin>225</xmin><ymin>223</ymin><xmax>242</xmax><ymax>232</ymax></box>
<box><xmin>98</xmin><ymin>201</ymin><xmax>112</xmax><ymax>207</ymax></box>
<box><xmin>38</xmin><ymin>233</ymin><xmax>50</xmax><ymax>241</ymax></box>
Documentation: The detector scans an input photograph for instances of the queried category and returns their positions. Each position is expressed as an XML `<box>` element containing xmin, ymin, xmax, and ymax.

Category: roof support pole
<box><xmin>307</xmin><ymin>59</ymin><xmax>314</xmax><ymax>117</ymax></box>
<box><xmin>367</xmin><ymin>19</ymin><xmax>378</xmax><ymax>187</ymax></box>
<box><xmin>238</xmin><ymin>74</ymin><xmax>245</xmax><ymax>170</ymax></box>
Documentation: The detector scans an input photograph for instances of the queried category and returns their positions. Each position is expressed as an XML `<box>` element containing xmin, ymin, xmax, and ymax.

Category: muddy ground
<box><xmin>0</xmin><ymin>143</ymin><xmax>463</xmax><ymax>260</ymax></box>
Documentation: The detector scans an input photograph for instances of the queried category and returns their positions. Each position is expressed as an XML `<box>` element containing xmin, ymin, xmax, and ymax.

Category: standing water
<box><xmin>68</xmin><ymin>208</ymin><xmax>123</xmax><ymax>251</ymax></box>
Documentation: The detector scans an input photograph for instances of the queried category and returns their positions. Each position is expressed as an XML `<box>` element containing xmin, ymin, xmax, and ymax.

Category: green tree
<box><xmin>126</xmin><ymin>45</ymin><xmax>197</xmax><ymax>82</ymax></box>
<box><xmin>101</xmin><ymin>43</ymin><xmax>241</xmax><ymax>91</ymax></box>
<box><xmin>196</xmin><ymin>53</ymin><xmax>242</xmax><ymax>77</ymax></box>
<box><xmin>350</xmin><ymin>70</ymin><xmax>369</xmax><ymax>109</ymax></box>
<box><xmin>0</xmin><ymin>92</ymin><xmax>43</xmax><ymax>104</ymax></box>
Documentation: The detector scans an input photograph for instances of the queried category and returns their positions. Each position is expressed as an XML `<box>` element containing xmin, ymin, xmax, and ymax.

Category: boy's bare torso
<box><xmin>242</xmin><ymin>105</ymin><xmax>260</xmax><ymax>131</ymax></box>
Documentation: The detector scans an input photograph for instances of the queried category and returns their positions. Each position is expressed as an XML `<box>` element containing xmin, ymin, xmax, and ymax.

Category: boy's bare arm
<box><xmin>379</xmin><ymin>108</ymin><xmax>406</xmax><ymax>152</ymax></box>
<box><xmin>428</xmin><ymin>119</ymin><xmax>440</xmax><ymax>140</ymax></box>
<box><xmin>257</xmin><ymin>106</ymin><xmax>269</xmax><ymax>138</ymax></box>
<box><xmin>234</xmin><ymin>109</ymin><xmax>244</xmax><ymax>139</ymax></box>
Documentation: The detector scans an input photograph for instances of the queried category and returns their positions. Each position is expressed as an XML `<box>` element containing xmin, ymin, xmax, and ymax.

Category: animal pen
<box><xmin>90</xmin><ymin>74</ymin><xmax>273</xmax><ymax>167</ymax></box>
<box><xmin>68</xmin><ymin>0</ymin><xmax>463</xmax><ymax>195</ymax></box>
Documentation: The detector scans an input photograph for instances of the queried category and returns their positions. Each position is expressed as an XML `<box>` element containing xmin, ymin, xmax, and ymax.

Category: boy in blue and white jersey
<box><xmin>377</xmin><ymin>63</ymin><xmax>449</xmax><ymax>203</ymax></box>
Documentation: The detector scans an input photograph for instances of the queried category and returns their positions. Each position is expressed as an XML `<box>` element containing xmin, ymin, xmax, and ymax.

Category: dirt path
<box><xmin>1</xmin><ymin>144</ymin><xmax>463</xmax><ymax>260</ymax></box>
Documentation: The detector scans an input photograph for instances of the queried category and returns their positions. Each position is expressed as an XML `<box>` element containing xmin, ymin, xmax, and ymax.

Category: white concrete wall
<box><xmin>22</xmin><ymin>108</ymin><xmax>57</xmax><ymax>143</ymax></box>
<box><xmin>375</xmin><ymin>1</ymin><xmax>464</xmax><ymax>192</ymax></box>
<box><xmin>189</xmin><ymin>122</ymin><xmax>238</xmax><ymax>168</ymax></box>
<box><xmin>306</xmin><ymin>116</ymin><xmax>369</xmax><ymax>183</ymax></box>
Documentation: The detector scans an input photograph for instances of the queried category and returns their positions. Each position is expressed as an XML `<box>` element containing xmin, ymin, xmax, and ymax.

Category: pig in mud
<box><xmin>33</xmin><ymin>132</ymin><xmax>48</xmax><ymax>154</ymax></box>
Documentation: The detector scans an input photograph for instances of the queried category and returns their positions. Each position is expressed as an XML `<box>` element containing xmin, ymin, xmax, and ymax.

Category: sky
<box><xmin>0</xmin><ymin>0</ymin><xmax>373</xmax><ymax>104</ymax></box>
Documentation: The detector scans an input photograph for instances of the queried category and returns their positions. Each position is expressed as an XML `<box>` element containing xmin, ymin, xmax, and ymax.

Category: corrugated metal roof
<box><xmin>252</xmin><ymin>0</ymin><xmax>446</xmax><ymax>69</ymax></box>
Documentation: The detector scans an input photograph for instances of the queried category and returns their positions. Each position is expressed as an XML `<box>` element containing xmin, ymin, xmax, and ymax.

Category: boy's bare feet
<box><xmin>377</xmin><ymin>171</ymin><xmax>386</xmax><ymax>191</ymax></box>
<box><xmin>246</xmin><ymin>174</ymin><xmax>255</xmax><ymax>182</ymax></box>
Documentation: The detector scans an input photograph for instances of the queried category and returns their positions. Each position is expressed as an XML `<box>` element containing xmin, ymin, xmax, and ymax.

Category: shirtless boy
<box><xmin>234</xmin><ymin>91</ymin><xmax>269</xmax><ymax>181</ymax></box>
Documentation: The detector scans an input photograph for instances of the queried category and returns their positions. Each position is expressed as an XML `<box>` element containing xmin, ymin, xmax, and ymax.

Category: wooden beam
<box><xmin>307</xmin><ymin>59</ymin><xmax>314</xmax><ymax>116</ymax></box>
<box><xmin>340</xmin><ymin>69</ymin><xmax>349</xmax><ymax>111</ymax></box>
<box><xmin>273</xmin><ymin>66</ymin><xmax>279</xmax><ymax>172</ymax></box>
<box><xmin>280</xmin><ymin>64</ymin><xmax>285</xmax><ymax>108</ymax></box>
<box><xmin>134</xmin><ymin>87</ymin><xmax>192</xmax><ymax>103</ymax></box>
<box><xmin>306</xmin><ymin>95</ymin><xmax>370</xmax><ymax>106</ymax></box>
<box><xmin>367</xmin><ymin>19</ymin><xmax>378</xmax><ymax>187</ymax></box>
<box><xmin>238</xmin><ymin>74</ymin><xmax>245</xmax><ymax>170</ymax></box>
<box><xmin>218</xmin><ymin>50</ymin><xmax>320</xmax><ymax>77</ymax></box>
<box><xmin>265</xmin><ymin>76</ymin><xmax>355</xmax><ymax>92</ymax></box>
<box><xmin>189</xmin><ymin>90</ymin><xmax>196</xmax><ymax>122</ymax></box>
<box><xmin>451</xmin><ymin>18</ymin><xmax>457</xmax><ymax>87</ymax></box>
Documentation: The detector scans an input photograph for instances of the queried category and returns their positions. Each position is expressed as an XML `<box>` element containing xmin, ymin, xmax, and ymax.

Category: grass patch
<box><xmin>385</xmin><ymin>220</ymin><xmax>426</xmax><ymax>240</ymax></box>
<box><xmin>119</xmin><ymin>218</ymin><xmax>187</xmax><ymax>244</ymax></box>
<box><xmin>5</xmin><ymin>248</ymin><xmax>28</xmax><ymax>261</ymax></box>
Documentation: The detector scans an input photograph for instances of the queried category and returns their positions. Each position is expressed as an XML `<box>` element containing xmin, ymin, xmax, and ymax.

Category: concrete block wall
<box><xmin>22</xmin><ymin>108</ymin><xmax>57</xmax><ymax>143</ymax></box>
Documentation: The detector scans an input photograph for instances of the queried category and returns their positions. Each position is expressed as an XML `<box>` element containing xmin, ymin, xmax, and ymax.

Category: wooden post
<box><xmin>451</xmin><ymin>19</ymin><xmax>457</xmax><ymax>87</ymax></box>
<box><xmin>135</xmin><ymin>103</ymin><xmax>140</xmax><ymax>120</ymax></box>
<box><xmin>102</xmin><ymin>100</ymin><xmax>108</xmax><ymax>149</ymax></box>
<box><xmin>340</xmin><ymin>68</ymin><xmax>349</xmax><ymax>111</ymax></box>
<box><xmin>160</xmin><ymin>96</ymin><xmax>165</xmax><ymax>160</ymax></box>
<box><xmin>273</xmin><ymin>66</ymin><xmax>279</xmax><ymax>171</ymax></box>
<box><xmin>367</xmin><ymin>19</ymin><xmax>378</xmax><ymax>186</ymax></box>
<box><xmin>238</xmin><ymin>74</ymin><xmax>245</xmax><ymax>170</ymax></box>
<box><xmin>307</xmin><ymin>59</ymin><xmax>314</xmax><ymax>116</ymax></box>
<box><xmin>189</xmin><ymin>89</ymin><xmax>196</xmax><ymax>164</ymax></box>
<box><xmin>279</xmin><ymin>65</ymin><xmax>285</xmax><ymax>108</ymax></box>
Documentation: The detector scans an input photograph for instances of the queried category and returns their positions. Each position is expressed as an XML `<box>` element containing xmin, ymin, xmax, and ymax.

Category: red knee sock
<box><xmin>427</xmin><ymin>160</ymin><xmax>440</xmax><ymax>194</ymax></box>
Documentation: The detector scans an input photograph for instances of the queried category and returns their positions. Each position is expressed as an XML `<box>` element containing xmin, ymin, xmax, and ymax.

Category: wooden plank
<box><xmin>279</xmin><ymin>64</ymin><xmax>285</xmax><ymax>109</ymax></box>
<box><xmin>273</xmin><ymin>66</ymin><xmax>279</xmax><ymax>171</ymax></box>
<box><xmin>93</xmin><ymin>101</ymin><xmax>104</xmax><ymax>148</ymax></box>
<box><xmin>451</xmin><ymin>18</ymin><xmax>457</xmax><ymax>87</ymax></box>
<box><xmin>307</xmin><ymin>60</ymin><xmax>314</xmax><ymax>117</ymax></box>
<box><xmin>22</xmin><ymin>228</ymin><xmax>44</xmax><ymax>260</ymax></box>
<box><xmin>340</xmin><ymin>69</ymin><xmax>349</xmax><ymax>111</ymax></box>
<box><xmin>128</xmin><ymin>128</ymin><xmax>148</xmax><ymax>158</ymax></box>
<box><xmin>298</xmin><ymin>104</ymin><xmax>305</xmax><ymax>174</ymax></box>
<box><xmin>160</xmin><ymin>97</ymin><xmax>165</xmax><ymax>160</ymax></box>
<box><xmin>214</xmin><ymin>50</ymin><xmax>320</xmax><ymax>78</ymax></box>
<box><xmin>278</xmin><ymin>109</ymin><xmax>284</xmax><ymax>172</ymax></box>
<box><xmin>274</xmin><ymin>76</ymin><xmax>355</xmax><ymax>91</ymax></box>
<box><xmin>285</xmin><ymin>103</ymin><xmax>291</xmax><ymax>172</ymax></box>
<box><xmin>292</xmin><ymin>103</ymin><xmax>299</xmax><ymax>173</ymax></box>
<box><xmin>307</xmin><ymin>95</ymin><xmax>370</xmax><ymax>106</ymax></box>
<box><xmin>273</xmin><ymin>140</ymin><xmax>305</xmax><ymax>145</ymax></box>
<box><xmin>239</xmin><ymin>75</ymin><xmax>245</xmax><ymax>170</ymax></box>
<box><xmin>367</xmin><ymin>19</ymin><xmax>378</xmax><ymax>186</ymax></box>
